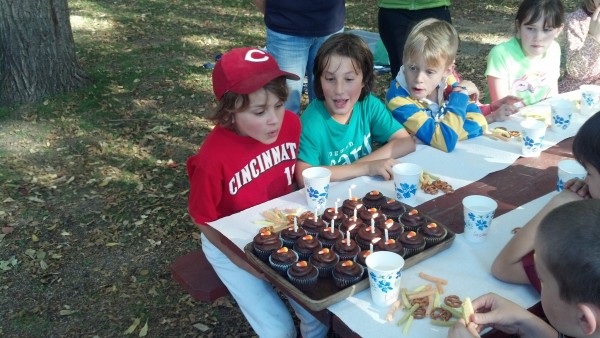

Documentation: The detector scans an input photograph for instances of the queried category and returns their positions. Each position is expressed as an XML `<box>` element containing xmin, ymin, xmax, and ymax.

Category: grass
<box><xmin>0</xmin><ymin>0</ymin><xmax>579</xmax><ymax>337</ymax></box>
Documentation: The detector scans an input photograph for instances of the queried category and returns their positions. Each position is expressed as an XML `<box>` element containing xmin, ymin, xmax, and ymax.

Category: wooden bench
<box><xmin>171</xmin><ymin>249</ymin><xmax>229</xmax><ymax>301</ymax></box>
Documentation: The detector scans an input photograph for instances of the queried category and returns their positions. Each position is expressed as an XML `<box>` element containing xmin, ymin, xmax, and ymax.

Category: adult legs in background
<box><xmin>378</xmin><ymin>6</ymin><xmax>452</xmax><ymax>80</ymax></box>
<box><xmin>267</xmin><ymin>28</ymin><xmax>343</xmax><ymax>114</ymax></box>
<box><xmin>201</xmin><ymin>234</ymin><xmax>328</xmax><ymax>338</ymax></box>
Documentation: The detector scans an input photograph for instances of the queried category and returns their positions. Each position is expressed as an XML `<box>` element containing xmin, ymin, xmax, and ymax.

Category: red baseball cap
<box><xmin>212</xmin><ymin>47</ymin><xmax>300</xmax><ymax>100</ymax></box>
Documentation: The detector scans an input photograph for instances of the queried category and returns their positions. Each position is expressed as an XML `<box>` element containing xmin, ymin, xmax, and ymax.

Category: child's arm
<box><xmin>565</xmin><ymin>7</ymin><xmax>600</xmax><ymax>79</ymax></box>
<box><xmin>449</xmin><ymin>293</ymin><xmax>557</xmax><ymax>338</ymax></box>
<box><xmin>487</xmin><ymin>75</ymin><xmax>511</xmax><ymax>103</ymax></box>
<box><xmin>491</xmin><ymin>189</ymin><xmax>583</xmax><ymax>284</ymax></box>
<box><xmin>296</xmin><ymin>157</ymin><xmax>400</xmax><ymax>187</ymax></box>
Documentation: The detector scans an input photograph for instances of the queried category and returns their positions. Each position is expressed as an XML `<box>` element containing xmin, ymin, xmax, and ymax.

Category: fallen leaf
<box><xmin>123</xmin><ymin>318</ymin><xmax>140</xmax><ymax>335</ymax></box>
<box><xmin>193</xmin><ymin>323</ymin><xmax>210</xmax><ymax>332</ymax></box>
<box><xmin>138</xmin><ymin>320</ymin><xmax>148</xmax><ymax>337</ymax></box>
<box><xmin>106</xmin><ymin>242</ymin><xmax>122</xmax><ymax>247</ymax></box>
<box><xmin>27</xmin><ymin>196</ymin><xmax>45</xmax><ymax>203</ymax></box>
<box><xmin>59</xmin><ymin>309</ymin><xmax>77</xmax><ymax>316</ymax></box>
<box><xmin>32</xmin><ymin>234</ymin><xmax>39</xmax><ymax>242</ymax></box>
<box><xmin>1</xmin><ymin>227</ymin><xmax>13</xmax><ymax>234</ymax></box>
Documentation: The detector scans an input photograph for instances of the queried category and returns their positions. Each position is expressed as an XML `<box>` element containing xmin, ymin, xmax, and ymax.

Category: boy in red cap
<box><xmin>187</xmin><ymin>47</ymin><xmax>328</xmax><ymax>337</ymax></box>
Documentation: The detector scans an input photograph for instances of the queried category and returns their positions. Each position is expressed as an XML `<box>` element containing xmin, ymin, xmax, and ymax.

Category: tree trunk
<box><xmin>0</xmin><ymin>0</ymin><xmax>90</xmax><ymax>106</ymax></box>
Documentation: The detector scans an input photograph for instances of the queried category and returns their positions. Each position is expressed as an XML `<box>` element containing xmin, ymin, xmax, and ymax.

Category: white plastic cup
<box><xmin>550</xmin><ymin>100</ymin><xmax>574</xmax><ymax>132</ymax></box>
<box><xmin>462</xmin><ymin>195</ymin><xmax>498</xmax><ymax>243</ymax></box>
<box><xmin>580</xmin><ymin>84</ymin><xmax>600</xmax><ymax>116</ymax></box>
<box><xmin>392</xmin><ymin>163</ymin><xmax>422</xmax><ymax>207</ymax></box>
<box><xmin>520</xmin><ymin>119</ymin><xmax>547</xmax><ymax>157</ymax></box>
<box><xmin>302</xmin><ymin>167</ymin><xmax>331</xmax><ymax>211</ymax></box>
<box><xmin>365</xmin><ymin>251</ymin><xmax>405</xmax><ymax>307</ymax></box>
<box><xmin>557</xmin><ymin>159</ymin><xmax>587</xmax><ymax>192</ymax></box>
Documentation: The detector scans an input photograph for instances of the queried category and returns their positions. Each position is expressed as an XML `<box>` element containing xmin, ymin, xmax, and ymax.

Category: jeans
<box><xmin>266</xmin><ymin>28</ymin><xmax>343</xmax><ymax>114</ymax></box>
<box><xmin>201</xmin><ymin>233</ymin><xmax>329</xmax><ymax>338</ymax></box>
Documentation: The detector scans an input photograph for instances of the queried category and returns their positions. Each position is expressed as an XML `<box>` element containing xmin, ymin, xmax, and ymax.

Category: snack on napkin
<box><xmin>254</xmin><ymin>207</ymin><xmax>308</xmax><ymax>231</ymax></box>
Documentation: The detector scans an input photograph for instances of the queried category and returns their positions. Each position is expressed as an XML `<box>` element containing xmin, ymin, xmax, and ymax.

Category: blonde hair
<box><xmin>402</xmin><ymin>18</ymin><xmax>458</xmax><ymax>69</ymax></box>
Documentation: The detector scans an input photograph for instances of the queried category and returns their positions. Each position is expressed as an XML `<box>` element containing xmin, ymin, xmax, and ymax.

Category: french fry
<box><xmin>462</xmin><ymin>297</ymin><xmax>475</xmax><ymax>324</ymax></box>
<box><xmin>396</xmin><ymin>304</ymin><xmax>419</xmax><ymax>326</ymax></box>
<box><xmin>436</xmin><ymin>282</ymin><xmax>445</xmax><ymax>294</ymax></box>
<box><xmin>418</xmin><ymin>272</ymin><xmax>448</xmax><ymax>285</ymax></box>
<box><xmin>385</xmin><ymin>300</ymin><xmax>403</xmax><ymax>322</ymax></box>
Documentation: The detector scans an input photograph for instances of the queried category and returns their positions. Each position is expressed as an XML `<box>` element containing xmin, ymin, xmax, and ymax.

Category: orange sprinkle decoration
<box><xmin>260</xmin><ymin>230</ymin><xmax>272</xmax><ymax>236</ymax></box>
<box><xmin>342</xmin><ymin>260</ymin><xmax>354</xmax><ymax>267</ymax></box>
<box><xmin>277</xmin><ymin>247</ymin><xmax>289</xmax><ymax>253</ymax></box>
<box><xmin>427</xmin><ymin>222</ymin><xmax>438</xmax><ymax>229</ymax></box>
<box><xmin>385</xmin><ymin>239</ymin><xmax>396</xmax><ymax>245</ymax></box>
<box><xmin>351</xmin><ymin>197</ymin><xmax>359</xmax><ymax>201</ymax></box>
<box><xmin>327</xmin><ymin>208</ymin><xmax>335</xmax><ymax>212</ymax></box>
<box><xmin>296</xmin><ymin>261</ymin><xmax>308</xmax><ymax>267</ymax></box>
<box><xmin>302</xmin><ymin>235</ymin><xmax>313</xmax><ymax>240</ymax></box>
<box><xmin>407</xmin><ymin>231</ymin><xmax>417</xmax><ymax>238</ymax></box>
<box><xmin>370</xmin><ymin>190</ymin><xmax>380</xmax><ymax>195</ymax></box>
<box><xmin>408</xmin><ymin>209</ymin><xmax>419</xmax><ymax>216</ymax></box>
<box><xmin>368</xmin><ymin>208</ymin><xmax>378</xmax><ymax>213</ymax></box>
<box><xmin>363</xmin><ymin>251</ymin><xmax>372</xmax><ymax>257</ymax></box>
<box><xmin>387</xmin><ymin>199</ymin><xmax>396</xmax><ymax>203</ymax></box>
<box><xmin>318</xmin><ymin>248</ymin><xmax>330</xmax><ymax>255</ymax></box>
<box><xmin>385</xmin><ymin>219</ymin><xmax>394</xmax><ymax>226</ymax></box>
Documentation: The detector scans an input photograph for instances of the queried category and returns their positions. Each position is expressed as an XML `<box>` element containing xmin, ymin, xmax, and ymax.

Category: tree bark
<box><xmin>0</xmin><ymin>0</ymin><xmax>90</xmax><ymax>106</ymax></box>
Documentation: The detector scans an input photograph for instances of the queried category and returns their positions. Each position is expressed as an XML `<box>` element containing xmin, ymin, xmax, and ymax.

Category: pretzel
<box><xmin>444</xmin><ymin>295</ymin><xmax>462</xmax><ymax>308</ymax></box>
<box><xmin>430</xmin><ymin>307</ymin><xmax>453</xmax><ymax>321</ymax></box>
<box><xmin>259</xmin><ymin>225</ymin><xmax>275</xmax><ymax>233</ymax></box>
<box><xmin>423</xmin><ymin>184</ymin><xmax>439</xmax><ymax>194</ymax></box>
<box><xmin>410</xmin><ymin>296</ymin><xmax>429</xmax><ymax>307</ymax></box>
<box><xmin>433</xmin><ymin>180</ymin><xmax>447</xmax><ymax>188</ymax></box>
<box><xmin>509</xmin><ymin>130</ymin><xmax>521</xmax><ymax>138</ymax></box>
<box><xmin>441</xmin><ymin>183</ymin><xmax>454</xmax><ymax>194</ymax></box>
<box><xmin>412</xmin><ymin>306</ymin><xmax>427</xmax><ymax>319</ymax></box>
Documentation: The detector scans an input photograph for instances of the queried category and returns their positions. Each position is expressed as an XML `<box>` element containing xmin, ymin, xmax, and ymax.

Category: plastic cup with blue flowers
<box><xmin>462</xmin><ymin>195</ymin><xmax>498</xmax><ymax>243</ymax></box>
<box><xmin>365</xmin><ymin>251</ymin><xmax>404</xmax><ymax>307</ymax></box>
<box><xmin>302</xmin><ymin>167</ymin><xmax>331</xmax><ymax>211</ymax></box>
<box><xmin>392</xmin><ymin>163</ymin><xmax>422</xmax><ymax>207</ymax></box>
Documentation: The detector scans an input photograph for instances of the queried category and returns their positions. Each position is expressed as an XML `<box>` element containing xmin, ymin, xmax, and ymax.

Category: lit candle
<box><xmin>346</xmin><ymin>231</ymin><xmax>351</xmax><ymax>243</ymax></box>
<box><xmin>369</xmin><ymin>242</ymin><xmax>373</xmax><ymax>253</ymax></box>
<box><xmin>353</xmin><ymin>208</ymin><xmax>357</xmax><ymax>219</ymax></box>
<box><xmin>330</xmin><ymin>218</ymin><xmax>335</xmax><ymax>232</ymax></box>
<box><xmin>385</xmin><ymin>228</ymin><xmax>389</xmax><ymax>242</ymax></box>
<box><xmin>335</xmin><ymin>198</ymin><xmax>340</xmax><ymax>211</ymax></box>
<box><xmin>314</xmin><ymin>207</ymin><xmax>318</xmax><ymax>222</ymax></box>
<box><xmin>348</xmin><ymin>184</ymin><xmax>355</xmax><ymax>200</ymax></box>
<box><xmin>371</xmin><ymin>218</ymin><xmax>375</xmax><ymax>233</ymax></box>
<box><xmin>294</xmin><ymin>216</ymin><xmax>298</xmax><ymax>232</ymax></box>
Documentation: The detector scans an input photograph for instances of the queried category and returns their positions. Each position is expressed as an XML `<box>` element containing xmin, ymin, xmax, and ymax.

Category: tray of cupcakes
<box><xmin>243</xmin><ymin>190</ymin><xmax>455</xmax><ymax>311</ymax></box>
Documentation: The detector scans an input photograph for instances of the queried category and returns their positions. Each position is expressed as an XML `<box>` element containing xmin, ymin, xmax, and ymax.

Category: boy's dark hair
<box><xmin>582</xmin><ymin>0</ymin><xmax>599</xmax><ymax>15</ymax></box>
<box><xmin>207</xmin><ymin>77</ymin><xmax>288</xmax><ymax>129</ymax></box>
<box><xmin>572</xmin><ymin>111</ymin><xmax>600</xmax><ymax>173</ymax></box>
<box><xmin>313</xmin><ymin>32</ymin><xmax>374</xmax><ymax>101</ymax></box>
<box><xmin>538</xmin><ymin>200</ymin><xmax>600</xmax><ymax>307</ymax></box>
<box><xmin>515</xmin><ymin>0</ymin><xmax>564</xmax><ymax>30</ymax></box>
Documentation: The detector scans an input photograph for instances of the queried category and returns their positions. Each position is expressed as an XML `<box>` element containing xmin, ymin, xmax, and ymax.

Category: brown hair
<box><xmin>313</xmin><ymin>32</ymin><xmax>374</xmax><ymax>101</ymax></box>
<box><xmin>402</xmin><ymin>18</ymin><xmax>459</xmax><ymax>69</ymax></box>
<box><xmin>515</xmin><ymin>0</ymin><xmax>564</xmax><ymax>31</ymax></box>
<box><xmin>537</xmin><ymin>200</ymin><xmax>600</xmax><ymax>307</ymax></box>
<box><xmin>582</xmin><ymin>0</ymin><xmax>599</xmax><ymax>15</ymax></box>
<box><xmin>207</xmin><ymin>77</ymin><xmax>288</xmax><ymax>129</ymax></box>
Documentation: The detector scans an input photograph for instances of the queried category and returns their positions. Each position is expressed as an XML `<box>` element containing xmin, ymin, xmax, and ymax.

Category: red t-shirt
<box><xmin>522</xmin><ymin>250</ymin><xmax>542</xmax><ymax>293</ymax></box>
<box><xmin>187</xmin><ymin>110</ymin><xmax>300</xmax><ymax>225</ymax></box>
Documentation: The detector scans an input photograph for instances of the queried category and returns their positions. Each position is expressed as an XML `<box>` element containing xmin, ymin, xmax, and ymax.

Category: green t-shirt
<box><xmin>299</xmin><ymin>93</ymin><xmax>404</xmax><ymax>166</ymax></box>
<box><xmin>485</xmin><ymin>37</ymin><xmax>561</xmax><ymax>105</ymax></box>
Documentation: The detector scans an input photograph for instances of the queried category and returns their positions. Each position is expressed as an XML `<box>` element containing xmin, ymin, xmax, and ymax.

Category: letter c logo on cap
<box><xmin>245</xmin><ymin>49</ymin><xmax>269</xmax><ymax>63</ymax></box>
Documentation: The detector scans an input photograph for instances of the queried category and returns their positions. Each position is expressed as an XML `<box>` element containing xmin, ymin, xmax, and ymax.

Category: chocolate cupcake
<box><xmin>340</xmin><ymin>216</ymin><xmax>364</xmax><ymax>239</ymax></box>
<box><xmin>375</xmin><ymin>238</ymin><xmax>405</xmax><ymax>257</ymax></box>
<box><xmin>362</xmin><ymin>190</ymin><xmax>387</xmax><ymax>209</ymax></box>
<box><xmin>287</xmin><ymin>261</ymin><xmax>319</xmax><ymax>291</ymax></box>
<box><xmin>309</xmin><ymin>248</ymin><xmax>339</xmax><ymax>279</ymax></box>
<box><xmin>420</xmin><ymin>222</ymin><xmax>448</xmax><ymax>247</ymax></box>
<box><xmin>253</xmin><ymin>230</ymin><xmax>282</xmax><ymax>261</ymax></box>
<box><xmin>354</xmin><ymin>249</ymin><xmax>372</xmax><ymax>276</ymax></box>
<box><xmin>377</xmin><ymin>219</ymin><xmax>404</xmax><ymax>240</ymax></box>
<box><xmin>333</xmin><ymin>237</ymin><xmax>361</xmax><ymax>261</ymax></box>
<box><xmin>355</xmin><ymin>225</ymin><xmax>383</xmax><ymax>250</ymax></box>
<box><xmin>317</xmin><ymin>225</ymin><xmax>343</xmax><ymax>249</ymax></box>
<box><xmin>341</xmin><ymin>197</ymin><xmax>365</xmax><ymax>217</ymax></box>
<box><xmin>400</xmin><ymin>209</ymin><xmax>427</xmax><ymax>232</ymax></box>
<box><xmin>293</xmin><ymin>235</ymin><xmax>323</xmax><ymax>261</ymax></box>
<box><xmin>301</xmin><ymin>215</ymin><xmax>327</xmax><ymax>237</ymax></box>
<box><xmin>269</xmin><ymin>246</ymin><xmax>299</xmax><ymax>276</ymax></box>
<box><xmin>380</xmin><ymin>199</ymin><xmax>406</xmax><ymax>221</ymax></box>
<box><xmin>280</xmin><ymin>226</ymin><xmax>307</xmax><ymax>248</ymax></box>
<box><xmin>322</xmin><ymin>207</ymin><xmax>345</xmax><ymax>228</ymax></box>
<box><xmin>332</xmin><ymin>260</ymin><xmax>364</xmax><ymax>288</ymax></box>
<box><xmin>399</xmin><ymin>231</ymin><xmax>426</xmax><ymax>257</ymax></box>
<box><xmin>358</xmin><ymin>207</ymin><xmax>386</xmax><ymax>227</ymax></box>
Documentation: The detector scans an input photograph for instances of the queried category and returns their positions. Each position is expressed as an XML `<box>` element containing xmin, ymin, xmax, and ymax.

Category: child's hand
<box><xmin>488</xmin><ymin>96</ymin><xmax>523</xmax><ymax>122</ymax></box>
<box><xmin>490</xmin><ymin>95</ymin><xmax>524</xmax><ymax>112</ymax></box>
<box><xmin>467</xmin><ymin>293</ymin><xmax>534</xmax><ymax>335</ymax></box>
<box><xmin>456</xmin><ymin>80</ymin><xmax>479</xmax><ymax>102</ymax></box>
<box><xmin>366</xmin><ymin>158</ymin><xmax>399</xmax><ymax>180</ymax></box>
<box><xmin>564</xmin><ymin>178</ymin><xmax>590</xmax><ymax>199</ymax></box>
<box><xmin>448</xmin><ymin>319</ymin><xmax>480</xmax><ymax>338</ymax></box>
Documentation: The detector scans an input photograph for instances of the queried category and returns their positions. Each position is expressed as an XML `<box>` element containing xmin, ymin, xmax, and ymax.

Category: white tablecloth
<box><xmin>327</xmin><ymin>192</ymin><xmax>555</xmax><ymax>337</ymax></box>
